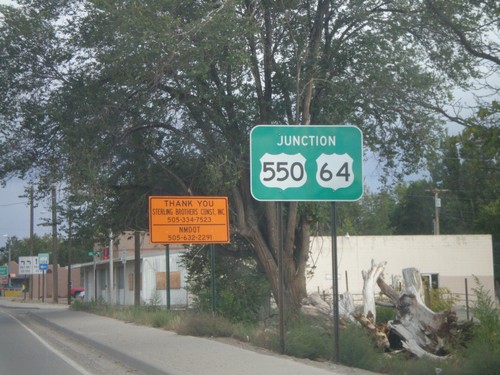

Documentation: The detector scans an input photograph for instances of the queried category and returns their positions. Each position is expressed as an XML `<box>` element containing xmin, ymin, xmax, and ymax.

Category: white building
<box><xmin>80</xmin><ymin>232</ymin><xmax>189</xmax><ymax>307</ymax></box>
<box><xmin>307</xmin><ymin>235</ymin><xmax>496</xmax><ymax>305</ymax></box>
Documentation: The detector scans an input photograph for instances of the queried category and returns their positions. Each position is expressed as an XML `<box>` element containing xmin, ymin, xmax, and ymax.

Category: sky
<box><xmin>0</xmin><ymin>179</ymin><xmax>52</xmax><ymax>247</ymax></box>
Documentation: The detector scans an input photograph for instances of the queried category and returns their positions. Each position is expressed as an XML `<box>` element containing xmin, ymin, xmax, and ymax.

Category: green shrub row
<box><xmin>71</xmin><ymin>280</ymin><xmax>499</xmax><ymax>374</ymax></box>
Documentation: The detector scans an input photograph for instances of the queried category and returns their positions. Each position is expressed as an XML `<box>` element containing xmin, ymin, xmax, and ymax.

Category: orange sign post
<box><xmin>149</xmin><ymin>196</ymin><xmax>230</xmax><ymax>244</ymax></box>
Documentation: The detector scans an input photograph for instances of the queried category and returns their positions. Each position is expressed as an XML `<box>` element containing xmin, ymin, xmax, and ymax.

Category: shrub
<box><xmin>252</xmin><ymin>329</ymin><xmax>279</xmax><ymax>352</ymax></box>
<box><xmin>428</xmin><ymin>287</ymin><xmax>459</xmax><ymax>312</ymax></box>
<box><xmin>182</xmin><ymin>242</ymin><xmax>271</xmax><ymax>323</ymax></box>
<box><xmin>339</xmin><ymin>324</ymin><xmax>382</xmax><ymax>371</ymax></box>
<box><xmin>376</xmin><ymin>305</ymin><xmax>396</xmax><ymax>324</ymax></box>
<box><xmin>454</xmin><ymin>278</ymin><xmax>500</xmax><ymax>374</ymax></box>
<box><xmin>284</xmin><ymin>318</ymin><xmax>331</xmax><ymax>360</ymax></box>
<box><xmin>175</xmin><ymin>313</ymin><xmax>233</xmax><ymax>337</ymax></box>
<box><xmin>380</xmin><ymin>354</ymin><xmax>454</xmax><ymax>375</ymax></box>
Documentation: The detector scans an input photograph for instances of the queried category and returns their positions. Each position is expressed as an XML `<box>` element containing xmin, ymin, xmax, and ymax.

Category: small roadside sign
<box><xmin>17</xmin><ymin>256</ymin><xmax>42</xmax><ymax>275</ymax></box>
<box><xmin>0</xmin><ymin>266</ymin><xmax>7</xmax><ymax>277</ymax></box>
<box><xmin>38</xmin><ymin>253</ymin><xmax>49</xmax><ymax>271</ymax></box>
<box><xmin>18</xmin><ymin>256</ymin><xmax>32</xmax><ymax>275</ymax></box>
<box><xmin>149</xmin><ymin>196</ymin><xmax>230</xmax><ymax>244</ymax></box>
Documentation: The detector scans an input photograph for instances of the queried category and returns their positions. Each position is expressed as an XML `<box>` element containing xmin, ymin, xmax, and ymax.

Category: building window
<box><xmin>421</xmin><ymin>273</ymin><xmax>439</xmax><ymax>289</ymax></box>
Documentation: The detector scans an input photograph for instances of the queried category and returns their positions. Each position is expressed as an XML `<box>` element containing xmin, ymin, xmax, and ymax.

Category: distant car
<box><xmin>70</xmin><ymin>287</ymin><xmax>84</xmax><ymax>298</ymax></box>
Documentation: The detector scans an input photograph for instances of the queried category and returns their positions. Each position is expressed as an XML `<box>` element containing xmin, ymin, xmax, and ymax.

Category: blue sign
<box><xmin>38</xmin><ymin>253</ymin><xmax>49</xmax><ymax>271</ymax></box>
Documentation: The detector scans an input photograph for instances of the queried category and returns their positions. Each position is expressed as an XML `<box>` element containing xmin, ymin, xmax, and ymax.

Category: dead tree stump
<box><xmin>377</xmin><ymin>268</ymin><xmax>458</xmax><ymax>359</ymax></box>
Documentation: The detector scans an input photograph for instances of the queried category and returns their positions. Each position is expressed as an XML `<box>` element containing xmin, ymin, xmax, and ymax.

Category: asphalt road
<box><xmin>0</xmin><ymin>300</ymin><xmax>380</xmax><ymax>375</ymax></box>
<box><xmin>0</xmin><ymin>308</ymin><xmax>84</xmax><ymax>375</ymax></box>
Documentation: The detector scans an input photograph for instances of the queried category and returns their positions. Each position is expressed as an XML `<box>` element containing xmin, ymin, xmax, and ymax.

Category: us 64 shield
<box><xmin>250</xmin><ymin>125</ymin><xmax>363</xmax><ymax>201</ymax></box>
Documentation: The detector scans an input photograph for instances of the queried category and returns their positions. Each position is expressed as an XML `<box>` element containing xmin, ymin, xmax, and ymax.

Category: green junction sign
<box><xmin>250</xmin><ymin>125</ymin><xmax>363</xmax><ymax>201</ymax></box>
<box><xmin>0</xmin><ymin>266</ymin><xmax>7</xmax><ymax>277</ymax></box>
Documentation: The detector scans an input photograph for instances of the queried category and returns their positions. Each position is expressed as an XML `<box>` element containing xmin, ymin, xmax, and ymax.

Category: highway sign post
<box><xmin>250</xmin><ymin>125</ymin><xmax>363</xmax><ymax>201</ymax></box>
<box><xmin>250</xmin><ymin>125</ymin><xmax>363</xmax><ymax>362</ymax></box>
<box><xmin>38</xmin><ymin>253</ymin><xmax>49</xmax><ymax>303</ymax></box>
<box><xmin>149</xmin><ymin>196</ymin><xmax>230</xmax><ymax>314</ymax></box>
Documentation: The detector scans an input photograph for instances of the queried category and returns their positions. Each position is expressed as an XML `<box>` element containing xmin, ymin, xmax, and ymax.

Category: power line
<box><xmin>0</xmin><ymin>201</ymin><xmax>26</xmax><ymax>207</ymax></box>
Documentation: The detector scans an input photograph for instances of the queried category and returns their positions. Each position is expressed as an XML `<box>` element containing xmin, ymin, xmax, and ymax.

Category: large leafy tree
<box><xmin>0</xmin><ymin>1</ymin><xmax>493</xmax><ymax>312</ymax></box>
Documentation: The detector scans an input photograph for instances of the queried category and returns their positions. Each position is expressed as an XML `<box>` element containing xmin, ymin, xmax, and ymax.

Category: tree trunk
<box><xmin>361</xmin><ymin>260</ymin><xmax>386</xmax><ymax>323</ymax></box>
<box><xmin>232</xmin><ymin>184</ymin><xmax>308</xmax><ymax>315</ymax></box>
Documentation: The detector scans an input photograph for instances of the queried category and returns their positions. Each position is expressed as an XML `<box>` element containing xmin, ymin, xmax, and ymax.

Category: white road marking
<box><xmin>1</xmin><ymin>309</ymin><xmax>91</xmax><ymax>375</ymax></box>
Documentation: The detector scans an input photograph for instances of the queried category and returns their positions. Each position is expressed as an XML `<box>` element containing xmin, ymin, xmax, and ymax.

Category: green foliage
<box><xmin>284</xmin><ymin>317</ymin><xmax>332</xmax><ymax>360</ymax></box>
<box><xmin>428</xmin><ymin>128</ymin><xmax>500</xmax><ymax>279</ymax></box>
<box><xmin>428</xmin><ymin>288</ymin><xmax>459</xmax><ymax>312</ymax></box>
<box><xmin>451</xmin><ymin>279</ymin><xmax>500</xmax><ymax>375</ymax></box>
<box><xmin>457</xmin><ymin>336</ymin><xmax>500</xmax><ymax>375</ymax></box>
<box><xmin>380</xmin><ymin>355</ymin><xmax>454</xmax><ymax>375</ymax></box>
<box><xmin>148</xmin><ymin>289</ymin><xmax>162</xmax><ymax>309</ymax></box>
<box><xmin>316</xmin><ymin>189</ymin><xmax>397</xmax><ymax>237</ymax></box>
<box><xmin>470</xmin><ymin>279</ymin><xmax>499</xmax><ymax>346</ymax></box>
<box><xmin>1</xmin><ymin>0</ymin><xmax>497</xmax><ymax>317</ymax></box>
<box><xmin>175</xmin><ymin>313</ymin><xmax>234</xmax><ymax>338</ymax></box>
<box><xmin>376</xmin><ymin>306</ymin><xmax>396</xmax><ymax>325</ymax></box>
<box><xmin>391</xmin><ymin>180</ymin><xmax>435</xmax><ymax>234</ymax></box>
<box><xmin>182</xmin><ymin>241</ymin><xmax>271</xmax><ymax>323</ymax></box>
<box><xmin>285</xmin><ymin>316</ymin><xmax>381</xmax><ymax>371</ymax></box>
<box><xmin>70</xmin><ymin>298</ymin><xmax>500</xmax><ymax>374</ymax></box>
<box><xmin>339</xmin><ymin>324</ymin><xmax>383</xmax><ymax>371</ymax></box>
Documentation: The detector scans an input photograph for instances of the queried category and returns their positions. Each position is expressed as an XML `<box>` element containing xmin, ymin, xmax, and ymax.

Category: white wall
<box><xmin>307</xmin><ymin>235</ymin><xmax>495</xmax><ymax>303</ymax></box>
<box><xmin>141</xmin><ymin>252</ymin><xmax>188</xmax><ymax>307</ymax></box>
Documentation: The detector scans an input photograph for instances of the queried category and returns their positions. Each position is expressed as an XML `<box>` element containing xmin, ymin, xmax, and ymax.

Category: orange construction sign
<box><xmin>149</xmin><ymin>196</ymin><xmax>230</xmax><ymax>244</ymax></box>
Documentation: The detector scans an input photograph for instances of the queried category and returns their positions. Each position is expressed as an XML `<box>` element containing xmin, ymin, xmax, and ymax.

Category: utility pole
<box><xmin>51</xmin><ymin>183</ymin><xmax>59</xmax><ymax>303</ymax></box>
<box><xmin>67</xmin><ymin>208</ymin><xmax>72</xmax><ymax>305</ymax></box>
<box><xmin>428</xmin><ymin>189</ymin><xmax>449</xmax><ymax>235</ymax></box>
<box><xmin>29</xmin><ymin>186</ymin><xmax>34</xmax><ymax>300</ymax></box>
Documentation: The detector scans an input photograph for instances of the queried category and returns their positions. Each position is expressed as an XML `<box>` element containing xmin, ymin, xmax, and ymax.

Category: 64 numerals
<box><xmin>319</xmin><ymin>162</ymin><xmax>351</xmax><ymax>182</ymax></box>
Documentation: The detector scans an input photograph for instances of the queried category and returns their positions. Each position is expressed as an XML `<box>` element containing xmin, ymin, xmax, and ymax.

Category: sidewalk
<box><xmin>0</xmin><ymin>298</ymin><xmax>379</xmax><ymax>375</ymax></box>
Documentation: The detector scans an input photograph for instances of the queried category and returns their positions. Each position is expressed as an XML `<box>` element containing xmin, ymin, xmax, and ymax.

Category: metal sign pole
<box><xmin>166</xmin><ymin>244</ymin><xmax>171</xmax><ymax>309</ymax></box>
<box><xmin>278</xmin><ymin>201</ymin><xmax>285</xmax><ymax>354</ymax></box>
<box><xmin>331</xmin><ymin>202</ymin><xmax>340</xmax><ymax>363</ymax></box>
<box><xmin>210</xmin><ymin>244</ymin><xmax>216</xmax><ymax>314</ymax></box>
<box><xmin>42</xmin><ymin>270</ymin><xmax>45</xmax><ymax>303</ymax></box>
